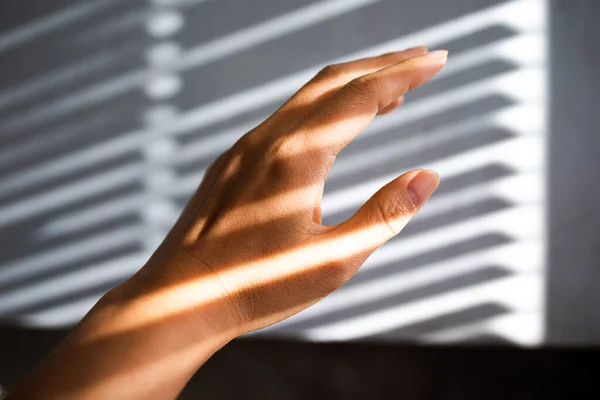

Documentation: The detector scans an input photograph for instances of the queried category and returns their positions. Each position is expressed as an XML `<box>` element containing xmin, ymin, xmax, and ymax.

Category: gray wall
<box><xmin>547</xmin><ymin>0</ymin><xmax>600</xmax><ymax>345</ymax></box>
<box><xmin>0</xmin><ymin>0</ymin><xmax>595</xmax><ymax>347</ymax></box>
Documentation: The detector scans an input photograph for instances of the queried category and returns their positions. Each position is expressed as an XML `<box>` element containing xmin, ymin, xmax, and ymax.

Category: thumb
<box><xmin>335</xmin><ymin>169</ymin><xmax>439</xmax><ymax>259</ymax></box>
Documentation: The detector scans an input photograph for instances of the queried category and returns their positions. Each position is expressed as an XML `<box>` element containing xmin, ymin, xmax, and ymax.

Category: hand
<box><xmin>127</xmin><ymin>46</ymin><xmax>447</xmax><ymax>337</ymax></box>
<box><xmin>10</xmin><ymin>47</ymin><xmax>447</xmax><ymax>400</ymax></box>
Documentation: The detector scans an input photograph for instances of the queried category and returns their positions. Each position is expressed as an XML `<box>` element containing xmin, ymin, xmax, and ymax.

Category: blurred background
<box><xmin>1</xmin><ymin>0</ymin><xmax>599</xmax><ymax>398</ymax></box>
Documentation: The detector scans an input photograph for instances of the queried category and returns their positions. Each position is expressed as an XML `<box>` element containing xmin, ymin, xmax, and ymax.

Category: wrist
<box><xmin>95</xmin><ymin>270</ymin><xmax>239</xmax><ymax>348</ymax></box>
<box><xmin>49</xmin><ymin>277</ymin><xmax>236</xmax><ymax>398</ymax></box>
<box><xmin>11</xmin><ymin>272</ymin><xmax>237</xmax><ymax>400</ymax></box>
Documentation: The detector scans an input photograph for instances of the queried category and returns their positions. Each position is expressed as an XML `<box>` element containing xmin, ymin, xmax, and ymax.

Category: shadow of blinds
<box><xmin>0</xmin><ymin>0</ymin><xmax>547</xmax><ymax>346</ymax></box>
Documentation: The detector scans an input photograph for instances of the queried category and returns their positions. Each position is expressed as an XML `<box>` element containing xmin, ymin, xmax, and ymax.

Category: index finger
<box><xmin>287</xmin><ymin>46</ymin><xmax>428</xmax><ymax>107</ymax></box>
<box><xmin>263</xmin><ymin>47</ymin><xmax>428</xmax><ymax>130</ymax></box>
<box><xmin>290</xmin><ymin>50</ymin><xmax>448</xmax><ymax>158</ymax></box>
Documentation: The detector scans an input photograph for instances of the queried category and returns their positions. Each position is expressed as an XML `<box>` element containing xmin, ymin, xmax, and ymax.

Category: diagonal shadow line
<box><xmin>0</xmin><ymin>159</ymin><xmax>516</xmax><ymax>284</ymax></box>
<box><xmin>0</xmin><ymin>0</ymin><xmax>124</xmax><ymax>54</ymax></box>
<box><xmin>434</xmin><ymin>24</ymin><xmax>518</xmax><ymax>55</ymax></box>
<box><xmin>0</xmin><ymin>243</ymin><xmax>142</xmax><ymax>295</ymax></box>
<box><xmin>0</xmin><ymin>85</ymin><xmax>376</xmax><ymax>277</ymax></box>
<box><xmin>433</xmin><ymin>163</ymin><xmax>516</xmax><ymax>196</ymax></box>
<box><xmin>0</xmin><ymin>212</ymin><xmax>515</xmax><ymax>314</ymax></box>
<box><xmin>99</xmin><ymin>20</ymin><xmax>518</xmax><ymax>128</ymax></box>
<box><xmin>179</xmin><ymin>93</ymin><xmax>515</xmax><ymax>180</ymax></box>
<box><xmin>0</xmin><ymin>184</ymin><xmax>143</xmax><ymax>266</ymax></box>
<box><xmin>76</xmin><ymin>0</ymin><xmax>213</xmax><ymax>44</ymax></box>
<box><xmin>0</xmin><ymin>69</ymin><xmax>520</xmax><ymax>217</ymax></box>
<box><xmin>0</xmin><ymin>90</ymin><xmax>513</xmax><ymax>231</ymax></box>
<box><xmin>398</xmin><ymin>197</ymin><xmax>514</xmax><ymax>238</ymax></box>
<box><xmin>0</xmin><ymin>207</ymin><xmax>516</xmax><ymax>315</ymax></box>
<box><xmin>0</xmin><ymin>109</ymin><xmax>136</xmax><ymax>173</ymax></box>
<box><xmin>0</xmin><ymin>79</ymin><xmax>147</xmax><ymax>144</ymax></box>
<box><xmin>0</xmin><ymin>228</ymin><xmax>142</xmax><ymax>291</ymax></box>
<box><xmin>340</xmin><ymin>94</ymin><xmax>515</xmax><ymax>157</ymax></box>
<box><xmin>0</xmin><ymin>91</ymin><xmax>264</xmax><ymax>180</ymax></box>
<box><xmin>0</xmin><ymin>3</ymin><xmax>145</xmax><ymax>106</ymax></box>
<box><xmin>0</xmin><ymin>192</ymin><xmax>296</xmax><ymax>287</ymax></box>
<box><xmin>1</xmin><ymin>277</ymin><xmax>127</xmax><ymax>318</ymax></box>
<box><xmin>31</xmin><ymin>210</ymin><xmax>142</xmax><ymax>250</ymax></box>
<box><xmin>272</xmin><ymin>266</ymin><xmax>513</xmax><ymax>332</ymax></box>
<box><xmin>0</xmin><ymin>151</ymin><xmax>143</xmax><ymax>207</ymax></box>
<box><xmin>35</xmin><ymin>189</ymin><xmax>175</xmax><ymax>241</ymax></box>
<box><xmin>0</xmin><ymin>47</ymin><xmax>132</xmax><ymax>115</ymax></box>
<box><xmin>129</xmin><ymin>24</ymin><xmax>521</xmax><ymax>150</ymax></box>
<box><xmin>175</xmin><ymin>163</ymin><xmax>515</xmax><ymax>231</ymax></box>
<box><xmin>178</xmin><ymin>60</ymin><xmax>517</xmax><ymax>156</ymax></box>
<box><xmin>0</xmin><ymin>89</ymin><xmax>323</xmax><ymax>205</ymax></box>
<box><xmin>13</xmin><ymin>179</ymin><xmax>514</xmax><ymax>285</ymax></box>
<box><xmin>6</xmin><ymin>0</ymin><xmax>313</xmax><ymax>117</ymax></box>
<box><xmin>177</xmin><ymin>102</ymin><xmax>280</xmax><ymax>147</ymax></box>
<box><xmin>0</xmin><ymin>188</ymin><xmax>523</xmax><ymax>299</ymax></box>
<box><xmin>0</xmin><ymin>97</ymin><xmax>147</xmax><ymax>159</ymax></box>
<box><xmin>0</xmin><ymin>138</ymin><xmax>520</xmax><ymax>284</ymax></box>
<box><xmin>1</xmin><ymin>176</ymin><xmax>142</xmax><ymax>233</ymax></box>
<box><xmin>170</xmin><ymin>27</ymin><xmax>521</xmax><ymax>126</ymax></box>
<box><xmin>2</xmin><ymin>2</ymin><xmax>515</xmax><ymax>118</ymax></box>
<box><xmin>0</xmin><ymin>0</ymin><xmax>381</xmax><ymax>137</ymax></box>
<box><xmin>0</xmin><ymin>14</ymin><xmax>524</xmax><ymax>191</ymax></box>
<box><xmin>345</xmin><ymin>232</ymin><xmax>514</xmax><ymax>289</ymax></box>
<box><xmin>330</xmin><ymin>125</ymin><xmax>516</xmax><ymax>194</ymax></box>
<box><xmin>360</xmin><ymin>301</ymin><xmax>511</xmax><ymax>341</ymax></box>
<box><xmin>323</xmin><ymin>127</ymin><xmax>516</xmax><ymax>212</ymax></box>
<box><xmin>0</xmin><ymin>36</ymin><xmax>146</xmax><ymax>107</ymax></box>
<box><xmin>409</xmin><ymin>58</ymin><xmax>518</xmax><ymax>102</ymax></box>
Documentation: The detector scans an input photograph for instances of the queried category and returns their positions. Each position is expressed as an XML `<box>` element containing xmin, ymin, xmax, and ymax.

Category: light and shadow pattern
<box><xmin>0</xmin><ymin>0</ymin><xmax>547</xmax><ymax>345</ymax></box>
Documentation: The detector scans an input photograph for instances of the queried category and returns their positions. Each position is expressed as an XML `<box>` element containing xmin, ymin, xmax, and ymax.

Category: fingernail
<box><xmin>421</xmin><ymin>49</ymin><xmax>448</xmax><ymax>65</ymax></box>
<box><xmin>407</xmin><ymin>170</ymin><xmax>439</xmax><ymax>208</ymax></box>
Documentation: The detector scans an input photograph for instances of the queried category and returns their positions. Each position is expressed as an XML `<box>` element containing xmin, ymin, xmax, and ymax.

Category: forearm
<box><xmin>9</xmin><ymin>276</ymin><xmax>234</xmax><ymax>400</ymax></box>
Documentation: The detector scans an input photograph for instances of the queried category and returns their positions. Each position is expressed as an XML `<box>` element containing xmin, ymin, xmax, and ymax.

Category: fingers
<box><xmin>296</xmin><ymin>50</ymin><xmax>448</xmax><ymax>158</ymax></box>
<box><xmin>270</xmin><ymin>47</ymin><xmax>428</xmax><ymax>124</ymax></box>
<box><xmin>311</xmin><ymin>46</ymin><xmax>428</xmax><ymax>86</ymax></box>
<box><xmin>332</xmin><ymin>169</ymin><xmax>439</xmax><ymax>260</ymax></box>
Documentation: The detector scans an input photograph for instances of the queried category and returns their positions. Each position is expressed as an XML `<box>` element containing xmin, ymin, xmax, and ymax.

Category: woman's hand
<box><xmin>10</xmin><ymin>47</ymin><xmax>447</xmax><ymax>400</ymax></box>
<box><xmin>129</xmin><ymin>46</ymin><xmax>447</xmax><ymax>336</ymax></box>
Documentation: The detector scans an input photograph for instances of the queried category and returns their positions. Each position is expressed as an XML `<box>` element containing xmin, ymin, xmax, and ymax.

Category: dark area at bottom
<box><xmin>1</xmin><ymin>326</ymin><xmax>599</xmax><ymax>399</ymax></box>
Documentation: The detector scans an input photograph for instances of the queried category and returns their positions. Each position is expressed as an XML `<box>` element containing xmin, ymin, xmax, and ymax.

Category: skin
<box><xmin>9</xmin><ymin>46</ymin><xmax>447</xmax><ymax>399</ymax></box>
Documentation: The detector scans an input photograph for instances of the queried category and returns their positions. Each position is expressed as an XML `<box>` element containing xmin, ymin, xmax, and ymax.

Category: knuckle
<box><xmin>316</xmin><ymin>63</ymin><xmax>343</xmax><ymax>80</ymax></box>
<box><xmin>374</xmin><ymin>193</ymin><xmax>415</xmax><ymax>235</ymax></box>
<box><xmin>346</xmin><ymin>75</ymin><xmax>377</xmax><ymax>96</ymax></box>
<box><xmin>266</xmin><ymin>135</ymin><xmax>297</xmax><ymax>160</ymax></box>
<box><xmin>264</xmin><ymin>136</ymin><xmax>299</xmax><ymax>176</ymax></box>
<box><xmin>235</xmin><ymin>129</ymin><xmax>261</xmax><ymax>152</ymax></box>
